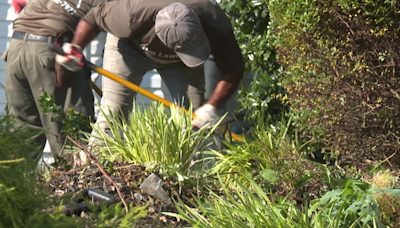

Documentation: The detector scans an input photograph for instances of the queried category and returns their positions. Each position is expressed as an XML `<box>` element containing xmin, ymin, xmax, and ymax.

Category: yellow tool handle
<box><xmin>90</xmin><ymin>64</ymin><xmax>192</xmax><ymax>116</ymax></box>
<box><xmin>91</xmin><ymin>81</ymin><xmax>103</xmax><ymax>97</ymax></box>
<box><xmin>48</xmin><ymin>43</ymin><xmax>243</xmax><ymax>141</ymax></box>
<box><xmin>92</xmin><ymin>64</ymin><xmax>243</xmax><ymax>142</ymax></box>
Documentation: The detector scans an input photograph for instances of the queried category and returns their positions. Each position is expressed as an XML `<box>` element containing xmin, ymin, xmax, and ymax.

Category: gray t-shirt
<box><xmin>83</xmin><ymin>0</ymin><xmax>244</xmax><ymax>74</ymax></box>
<box><xmin>13</xmin><ymin>0</ymin><xmax>109</xmax><ymax>37</ymax></box>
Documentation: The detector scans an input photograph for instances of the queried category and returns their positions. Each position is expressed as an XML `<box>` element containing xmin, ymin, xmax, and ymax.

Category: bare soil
<box><xmin>43</xmin><ymin>161</ymin><xmax>203</xmax><ymax>227</ymax></box>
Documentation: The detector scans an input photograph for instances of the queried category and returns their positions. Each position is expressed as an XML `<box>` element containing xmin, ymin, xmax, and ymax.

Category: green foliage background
<box><xmin>219</xmin><ymin>0</ymin><xmax>287</xmax><ymax>124</ymax></box>
<box><xmin>0</xmin><ymin>114</ymin><xmax>69</xmax><ymax>228</ymax></box>
<box><xmin>221</xmin><ymin>0</ymin><xmax>400</xmax><ymax>164</ymax></box>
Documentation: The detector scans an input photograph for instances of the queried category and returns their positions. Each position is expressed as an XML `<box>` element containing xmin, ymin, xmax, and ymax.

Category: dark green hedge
<box><xmin>221</xmin><ymin>0</ymin><xmax>400</xmax><ymax>164</ymax></box>
<box><xmin>268</xmin><ymin>0</ymin><xmax>400</xmax><ymax>163</ymax></box>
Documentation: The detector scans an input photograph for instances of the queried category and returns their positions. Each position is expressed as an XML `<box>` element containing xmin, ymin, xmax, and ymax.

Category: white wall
<box><xmin>0</xmin><ymin>0</ymin><xmax>17</xmax><ymax>113</ymax></box>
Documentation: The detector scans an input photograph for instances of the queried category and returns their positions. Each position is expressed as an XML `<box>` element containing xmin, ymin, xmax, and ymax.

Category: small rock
<box><xmin>134</xmin><ymin>193</ymin><xmax>143</xmax><ymax>201</ymax></box>
<box><xmin>159</xmin><ymin>216</ymin><xmax>167</xmax><ymax>223</ymax></box>
<box><xmin>148</xmin><ymin>207</ymin><xmax>156</xmax><ymax>213</ymax></box>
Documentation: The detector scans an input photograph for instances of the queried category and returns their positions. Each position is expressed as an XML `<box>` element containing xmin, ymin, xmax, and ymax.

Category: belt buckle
<box><xmin>28</xmin><ymin>34</ymin><xmax>44</xmax><ymax>41</ymax></box>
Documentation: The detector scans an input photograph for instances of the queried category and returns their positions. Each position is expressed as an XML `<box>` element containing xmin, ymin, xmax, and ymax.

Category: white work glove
<box><xmin>55</xmin><ymin>43</ymin><xmax>84</xmax><ymax>72</ymax></box>
<box><xmin>192</xmin><ymin>104</ymin><xmax>219</xmax><ymax>128</ymax></box>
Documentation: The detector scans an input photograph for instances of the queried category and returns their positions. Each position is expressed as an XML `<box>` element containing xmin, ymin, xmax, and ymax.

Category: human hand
<box><xmin>192</xmin><ymin>104</ymin><xmax>219</xmax><ymax>128</ymax></box>
<box><xmin>55</xmin><ymin>43</ymin><xmax>84</xmax><ymax>72</ymax></box>
<box><xmin>54</xmin><ymin>63</ymin><xmax>74</xmax><ymax>89</ymax></box>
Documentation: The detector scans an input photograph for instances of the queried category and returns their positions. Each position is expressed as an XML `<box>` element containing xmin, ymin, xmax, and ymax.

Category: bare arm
<box><xmin>71</xmin><ymin>20</ymin><xmax>100</xmax><ymax>49</ymax></box>
<box><xmin>206</xmin><ymin>72</ymin><xmax>243</xmax><ymax>109</ymax></box>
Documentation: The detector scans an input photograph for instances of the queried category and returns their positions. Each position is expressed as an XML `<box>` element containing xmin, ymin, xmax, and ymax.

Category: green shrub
<box><xmin>268</xmin><ymin>0</ymin><xmax>400</xmax><ymax>163</ymax></box>
<box><xmin>310</xmin><ymin>178</ymin><xmax>400</xmax><ymax>227</ymax></box>
<box><xmin>0</xmin><ymin>114</ymin><xmax>76</xmax><ymax>228</ymax></box>
<box><xmin>209</xmin><ymin>119</ymin><xmax>330</xmax><ymax>201</ymax></box>
<box><xmin>219</xmin><ymin>0</ymin><xmax>288</xmax><ymax>124</ymax></box>
<box><xmin>39</xmin><ymin>91</ymin><xmax>92</xmax><ymax>150</ymax></box>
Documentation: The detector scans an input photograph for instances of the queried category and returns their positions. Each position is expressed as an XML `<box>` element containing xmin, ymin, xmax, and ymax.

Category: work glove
<box><xmin>12</xmin><ymin>0</ymin><xmax>27</xmax><ymax>13</ymax></box>
<box><xmin>55</xmin><ymin>43</ymin><xmax>84</xmax><ymax>72</ymax></box>
<box><xmin>192</xmin><ymin>104</ymin><xmax>219</xmax><ymax>129</ymax></box>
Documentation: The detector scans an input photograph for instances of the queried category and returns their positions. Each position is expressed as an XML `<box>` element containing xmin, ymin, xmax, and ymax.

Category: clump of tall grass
<box><xmin>166</xmin><ymin>173</ymin><xmax>375</xmax><ymax>228</ymax></box>
<box><xmin>209</xmin><ymin>120</ymin><xmax>329</xmax><ymax>200</ymax></box>
<box><xmin>166</xmin><ymin>173</ymin><xmax>312</xmax><ymax>228</ymax></box>
<box><xmin>90</xmin><ymin>101</ymin><xmax>219</xmax><ymax>174</ymax></box>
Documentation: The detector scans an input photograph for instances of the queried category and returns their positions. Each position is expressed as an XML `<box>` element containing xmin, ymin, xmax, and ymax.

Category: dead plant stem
<box><xmin>66</xmin><ymin>136</ymin><xmax>129</xmax><ymax>213</ymax></box>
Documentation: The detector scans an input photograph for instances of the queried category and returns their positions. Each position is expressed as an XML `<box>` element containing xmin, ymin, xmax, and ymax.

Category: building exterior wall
<box><xmin>0</xmin><ymin>0</ymin><xmax>16</xmax><ymax>113</ymax></box>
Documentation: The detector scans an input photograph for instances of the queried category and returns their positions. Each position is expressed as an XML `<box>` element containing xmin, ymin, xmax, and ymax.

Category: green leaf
<box><xmin>259</xmin><ymin>169</ymin><xmax>278</xmax><ymax>182</ymax></box>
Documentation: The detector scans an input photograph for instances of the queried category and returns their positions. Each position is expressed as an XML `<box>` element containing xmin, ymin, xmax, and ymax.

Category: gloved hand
<box><xmin>12</xmin><ymin>0</ymin><xmax>27</xmax><ymax>13</ymax></box>
<box><xmin>55</xmin><ymin>43</ymin><xmax>84</xmax><ymax>72</ymax></box>
<box><xmin>192</xmin><ymin>104</ymin><xmax>219</xmax><ymax>128</ymax></box>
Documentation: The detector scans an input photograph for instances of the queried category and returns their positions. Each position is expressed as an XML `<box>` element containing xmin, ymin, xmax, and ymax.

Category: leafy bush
<box><xmin>39</xmin><ymin>91</ymin><xmax>92</xmax><ymax>149</ymax></box>
<box><xmin>209</xmin><ymin>120</ymin><xmax>330</xmax><ymax>201</ymax></box>
<box><xmin>0</xmin><ymin>114</ymin><xmax>75</xmax><ymax>228</ymax></box>
<box><xmin>310</xmin><ymin>178</ymin><xmax>400</xmax><ymax>228</ymax></box>
<box><xmin>219</xmin><ymin>0</ymin><xmax>288</xmax><ymax>124</ymax></box>
<box><xmin>267</xmin><ymin>0</ymin><xmax>400</xmax><ymax>163</ymax></box>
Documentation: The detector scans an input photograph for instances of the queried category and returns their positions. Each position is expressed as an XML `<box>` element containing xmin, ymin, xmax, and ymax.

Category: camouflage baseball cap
<box><xmin>155</xmin><ymin>2</ymin><xmax>211</xmax><ymax>67</ymax></box>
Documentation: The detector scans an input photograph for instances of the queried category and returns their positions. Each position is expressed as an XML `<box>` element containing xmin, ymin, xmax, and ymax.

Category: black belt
<box><xmin>12</xmin><ymin>31</ymin><xmax>56</xmax><ymax>43</ymax></box>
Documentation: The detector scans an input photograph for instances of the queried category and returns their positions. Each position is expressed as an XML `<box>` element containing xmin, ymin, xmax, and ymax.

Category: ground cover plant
<box><xmin>46</xmin><ymin>100</ymin><xmax>399</xmax><ymax>227</ymax></box>
<box><xmin>166</xmin><ymin>130</ymin><xmax>400</xmax><ymax>227</ymax></box>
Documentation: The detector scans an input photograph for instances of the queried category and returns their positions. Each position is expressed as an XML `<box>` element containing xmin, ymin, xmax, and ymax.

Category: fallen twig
<box><xmin>66</xmin><ymin>136</ymin><xmax>129</xmax><ymax>213</ymax></box>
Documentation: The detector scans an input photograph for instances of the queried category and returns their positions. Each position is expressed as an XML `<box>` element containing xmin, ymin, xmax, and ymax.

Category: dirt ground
<box><xmin>43</xmin><ymin>161</ymin><xmax>200</xmax><ymax>227</ymax></box>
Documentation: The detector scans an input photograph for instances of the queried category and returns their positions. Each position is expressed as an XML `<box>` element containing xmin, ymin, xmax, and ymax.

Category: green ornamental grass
<box><xmin>89</xmin><ymin>101</ymin><xmax>221</xmax><ymax>174</ymax></box>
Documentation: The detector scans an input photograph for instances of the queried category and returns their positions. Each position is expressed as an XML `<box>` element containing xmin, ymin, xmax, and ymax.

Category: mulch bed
<box><xmin>42</xmin><ymin>161</ymin><xmax>203</xmax><ymax>227</ymax></box>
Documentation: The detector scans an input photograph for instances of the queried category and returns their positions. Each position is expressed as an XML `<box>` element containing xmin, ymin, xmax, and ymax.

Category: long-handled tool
<box><xmin>91</xmin><ymin>81</ymin><xmax>103</xmax><ymax>97</ymax></box>
<box><xmin>48</xmin><ymin>44</ymin><xmax>244</xmax><ymax>141</ymax></box>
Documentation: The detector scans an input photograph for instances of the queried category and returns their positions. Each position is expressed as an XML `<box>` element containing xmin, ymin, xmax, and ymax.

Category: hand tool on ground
<box><xmin>61</xmin><ymin>188</ymin><xmax>117</xmax><ymax>216</ymax></box>
<box><xmin>48</xmin><ymin>43</ymin><xmax>244</xmax><ymax>141</ymax></box>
